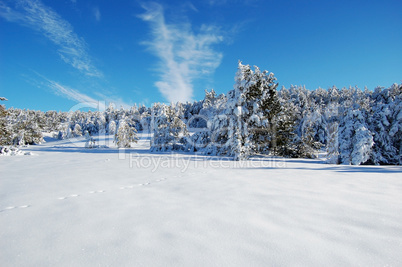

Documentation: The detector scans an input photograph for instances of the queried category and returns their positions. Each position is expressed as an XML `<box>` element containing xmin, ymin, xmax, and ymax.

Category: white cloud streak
<box><xmin>47</xmin><ymin>80</ymin><xmax>99</xmax><ymax>109</ymax></box>
<box><xmin>93</xmin><ymin>6</ymin><xmax>101</xmax><ymax>22</ymax></box>
<box><xmin>29</xmin><ymin>71</ymin><xmax>132</xmax><ymax>109</ymax></box>
<box><xmin>0</xmin><ymin>0</ymin><xmax>102</xmax><ymax>77</ymax></box>
<box><xmin>138</xmin><ymin>2</ymin><xmax>223</xmax><ymax>103</ymax></box>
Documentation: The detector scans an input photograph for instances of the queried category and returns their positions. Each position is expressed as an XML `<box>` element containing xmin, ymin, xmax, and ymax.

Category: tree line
<box><xmin>1</xmin><ymin>62</ymin><xmax>401</xmax><ymax>165</ymax></box>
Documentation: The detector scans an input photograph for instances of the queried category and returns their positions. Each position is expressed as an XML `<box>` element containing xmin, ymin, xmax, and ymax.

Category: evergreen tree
<box><xmin>338</xmin><ymin>109</ymin><xmax>373</xmax><ymax>165</ymax></box>
<box><xmin>369</xmin><ymin>84</ymin><xmax>401</xmax><ymax>165</ymax></box>
<box><xmin>114</xmin><ymin>119</ymin><xmax>138</xmax><ymax>148</ymax></box>
<box><xmin>73</xmin><ymin>124</ymin><xmax>83</xmax><ymax>137</ymax></box>
<box><xmin>205</xmin><ymin>114</ymin><xmax>231</xmax><ymax>156</ymax></box>
<box><xmin>108</xmin><ymin>120</ymin><xmax>117</xmax><ymax>135</ymax></box>
<box><xmin>150</xmin><ymin>104</ymin><xmax>188</xmax><ymax>151</ymax></box>
<box><xmin>0</xmin><ymin>97</ymin><xmax>11</xmax><ymax>146</ymax></box>
<box><xmin>84</xmin><ymin>131</ymin><xmax>97</xmax><ymax>148</ymax></box>
<box><xmin>326</xmin><ymin>121</ymin><xmax>339</xmax><ymax>164</ymax></box>
<box><xmin>10</xmin><ymin>111</ymin><xmax>43</xmax><ymax>145</ymax></box>
<box><xmin>189</xmin><ymin>130</ymin><xmax>210</xmax><ymax>152</ymax></box>
<box><xmin>223</xmin><ymin>61</ymin><xmax>281</xmax><ymax>160</ymax></box>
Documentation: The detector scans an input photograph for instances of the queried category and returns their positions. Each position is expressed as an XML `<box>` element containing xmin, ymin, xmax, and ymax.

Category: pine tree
<box><xmin>326</xmin><ymin>122</ymin><xmax>339</xmax><ymax>164</ymax></box>
<box><xmin>66</xmin><ymin>125</ymin><xmax>73</xmax><ymax>139</ymax></box>
<box><xmin>84</xmin><ymin>130</ymin><xmax>97</xmax><ymax>148</ymax></box>
<box><xmin>205</xmin><ymin>114</ymin><xmax>231</xmax><ymax>156</ymax></box>
<box><xmin>189</xmin><ymin>130</ymin><xmax>210</xmax><ymax>152</ymax></box>
<box><xmin>202</xmin><ymin>89</ymin><xmax>217</xmax><ymax>109</ymax></box>
<box><xmin>0</xmin><ymin>97</ymin><xmax>11</xmax><ymax>146</ymax></box>
<box><xmin>248</xmin><ymin>65</ymin><xmax>281</xmax><ymax>156</ymax></box>
<box><xmin>114</xmin><ymin>119</ymin><xmax>138</xmax><ymax>148</ymax></box>
<box><xmin>325</xmin><ymin>102</ymin><xmax>340</xmax><ymax>164</ymax></box>
<box><xmin>351</xmin><ymin>117</ymin><xmax>374</xmax><ymax>165</ymax></box>
<box><xmin>299</xmin><ymin>109</ymin><xmax>324</xmax><ymax>158</ymax></box>
<box><xmin>108</xmin><ymin>120</ymin><xmax>117</xmax><ymax>135</ymax></box>
<box><xmin>73</xmin><ymin>124</ymin><xmax>83</xmax><ymax>137</ymax></box>
<box><xmin>10</xmin><ymin>111</ymin><xmax>43</xmax><ymax>145</ymax></box>
<box><xmin>150</xmin><ymin>104</ymin><xmax>188</xmax><ymax>151</ymax></box>
<box><xmin>369</xmin><ymin>84</ymin><xmax>401</xmax><ymax>165</ymax></box>
<box><xmin>338</xmin><ymin>109</ymin><xmax>373</xmax><ymax>165</ymax></box>
<box><xmin>222</xmin><ymin>61</ymin><xmax>280</xmax><ymax>160</ymax></box>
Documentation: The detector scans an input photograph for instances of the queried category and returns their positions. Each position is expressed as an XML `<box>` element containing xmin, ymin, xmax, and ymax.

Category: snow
<box><xmin>1</xmin><ymin>133</ymin><xmax>402</xmax><ymax>266</ymax></box>
<box><xmin>0</xmin><ymin>146</ymin><xmax>33</xmax><ymax>156</ymax></box>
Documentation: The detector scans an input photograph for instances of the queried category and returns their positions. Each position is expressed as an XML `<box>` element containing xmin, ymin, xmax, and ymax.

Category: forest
<box><xmin>1</xmin><ymin>62</ymin><xmax>401</xmax><ymax>165</ymax></box>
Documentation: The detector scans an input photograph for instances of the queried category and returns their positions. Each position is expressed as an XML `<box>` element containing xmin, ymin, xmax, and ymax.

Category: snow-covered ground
<box><xmin>1</xmin><ymin>134</ymin><xmax>401</xmax><ymax>266</ymax></box>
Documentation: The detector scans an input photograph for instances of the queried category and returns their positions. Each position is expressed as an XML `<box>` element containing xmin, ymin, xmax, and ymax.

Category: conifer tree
<box><xmin>0</xmin><ymin>97</ymin><xmax>11</xmax><ymax>146</ymax></box>
<box><xmin>84</xmin><ymin>130</ymin><xmax>96</xmax><ymax>148</ymax></box>
<box><xmin>223</xmin><ymin>61</ymin><xmax>281</xmax><ymax>160</ymax></box>
<box><xmin>338</xmin><ymin>109</ymin><xmax>373</xmax><ymax>165</ymax></box>
<box><xmin>108</xmin><ymin>120</ymin><xmax>117</xmax><ymax>135</ymax></box>
<box><xmin>114</xmin><ymin>119</ymin><xmax>138</xmax><ymax>148</ymax></box>
<box><xmin>150</xmin><ymin>104</ymin><xmax>188</xmax><ymax>151</ymax></box>
<box><xmin>73</xmin><ymin>124</ymin><xmax>83</xmax><ymax>137</ymax></box>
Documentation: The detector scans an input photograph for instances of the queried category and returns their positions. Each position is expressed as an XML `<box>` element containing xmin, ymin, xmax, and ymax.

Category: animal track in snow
<box><xmin>2</xmin><ymin>178</ymin><xmax>168</xmax><ymax>214</ymax></box>
<box><xmin>58</xmin><ymin>194</ymin><xmax>80</xmax><ymax>200</ymax></box>
<box><xmin>0</xmin><ymin>205</ymin><xmax>30</xmax><ymax>213</ymax></box>
<box><xmin>89</xmin><ymin>190</ymin><xmax>105</xmax><ymax>194</ymax></box>
<box><xmin>119</xmin><ymin>178</ymin><xmax>167</xmax><ymax>189</ymax></box>
<box><xmin>120</xmin><ymin>185</ymin><xmax>140</xmax><ymax>189</ymax></box>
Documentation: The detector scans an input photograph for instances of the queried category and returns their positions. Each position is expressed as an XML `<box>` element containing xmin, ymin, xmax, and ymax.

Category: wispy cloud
<box><xmin>32</xmin><ymin>72</ymin><xmax>132</xmax><ymax>109</ymax></box>
<box><xmin>208</xmin><ymin>0</ymin><xmax>260</xmax><ymax>6</ymax></box>
<box><xmin>93</xmin><ymin>6</ymin><xmax>101</xmax><ymax>22</ymax></box>
<box><xmin>94</xmin><ymin>92</ymin><xmax>132</xmax><ymax>110</ymax></box>
<box><xmin>45</xmin><ymin>79</ymin><xmax>100</xmax><ymax>109</ymax></box>
<box><xmin>138</xmin><ymin>2</ymin><xmax>223</xmax><ymax>103</ymax></box>
<box><xmin>0</xmin><ymin>0</ymin><xmax>102</xmax><ymax>77</ymax></box>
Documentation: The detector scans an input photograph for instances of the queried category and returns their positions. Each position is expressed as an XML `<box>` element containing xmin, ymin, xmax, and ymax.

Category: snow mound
<box><xmin>0</xmin><ymin>146</ymin><xmax>33</xmax><ymax>156</ymax></box>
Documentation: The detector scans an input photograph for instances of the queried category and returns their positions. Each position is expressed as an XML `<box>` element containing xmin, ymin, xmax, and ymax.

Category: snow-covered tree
<box><xmin>369</xmin><ymin>84</ymin><xmax>402</xmax><ymax>165</ymax></box>
<box><xmin>73</xmin><ymin>124</ymin><xmax>83</xmax><ymax>137</ymax></box>
<box><xmin>0</xmin><ymin>97</ymin><xmax>11</xmax><ymax>146</ymax></box>
<box><xmin>338</xmin><ymin>109</ymin><xmax>373</xmax><ymax>165</ymax></box>
<box><xmin>108</xmin><ymin>120</ymin><xmax>117</xmax><ymax>135</ymax></box>
<box><xmin>205</xmin><ymin>114</ymin><xmax>231</xmax><ymax>156</ymax></box>
<box><xmin>150</xmin><ymin>104</ymin><xmax>188</xmax><ymax>151</ymax></box>
<box><xmin>217</xmin><ymin>62</ymin><xmax>280</xmax><ymax>160</ymax></box>
<box><xmin>326</xmin><ymin>122</ymin><xmax>339</xmax><ymax>164</ymax></box>
<box><xmin>0</xmin><ymin>63</ymin><xmax>399</xmax><ymax>165</ymax></box>
<box><xmin>9</xmin><ymin>111</ymin><xmax>44</xmax><ymax>146</ymax></box>
<box><xmin>114</xmin><ymin>119</ymin><xmax>138</xmax><ymax>148</ymax></box>
<box><xmin>202</xmin><ymin>89</ymin><xmax>217</xmax><ymax>109</ymax></box>
<box><xmin>84</xmin><ymin>130</ymin><xmax>97</xmax><ymax>148</ymax></box>
<box><xmin>188</xmin><ymin>130</ymin><xmax>210</xmax><ymax>152</ymax></box>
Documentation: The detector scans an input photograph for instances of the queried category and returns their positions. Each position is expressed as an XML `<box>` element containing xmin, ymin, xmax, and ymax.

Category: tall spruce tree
<box><xmin>0</xmin><ymin>97</ymin><xmax>11</xmax><ymax>146</ymax></box>
<box><xmin>150</xmin><ymin>104</ymin><xmax>188</xmax><ymax>152</ymax></box>
<box><xmin>224</xmin><ymin>61</ymin><xmax>281</xmax><ymax>160</ymax></box>
<box><xmin>114</xmin><ymin>119</ymin><xmax>138</xmax><ymax>148</ymax></box>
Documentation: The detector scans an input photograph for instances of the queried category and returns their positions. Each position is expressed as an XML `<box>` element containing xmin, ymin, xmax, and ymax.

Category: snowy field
<box><xmin>1</xmin><ymin>134</ymin><xmax>402</xmax><ymax>266</ymax></box>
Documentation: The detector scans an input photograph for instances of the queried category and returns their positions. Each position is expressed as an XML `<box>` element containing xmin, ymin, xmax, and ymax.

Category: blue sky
<box><xmin>0</xmin><ymin>0</ymin><xmax>401</xmax><ymax>111</ymax></box>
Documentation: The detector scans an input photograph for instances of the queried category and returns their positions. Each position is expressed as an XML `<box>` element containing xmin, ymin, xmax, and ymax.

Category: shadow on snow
<box><xmin>22</xmin><ymin>136</ymin><xmax>402</xmax><ymax>174</ymax></box>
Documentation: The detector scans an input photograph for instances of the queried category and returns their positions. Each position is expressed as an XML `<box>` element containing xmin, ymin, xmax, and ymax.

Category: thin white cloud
<box><xmin>208</xmin><ymin>0</ymin><xmax>227</xmax><ymax>5</ymax></box>
<box><xmin>48</xmin><ymin>81</ymin><xmax>135</xmax><ymax>110</ymax></box>
<box><xmin>0</xmin><ymin>0</ymin><xmax>102</xmax><ymax>78</ymax></box>
<box><xmin>138</xmin><ymin>2</ymin><xmax>223</xmax><ymax>103</ymax></box>
<box><xmin>46</xmin><ymin>80</ymin><xmax>99</xmax><ymax>109</ymax></box>
<box><xmin>93</xmin><ymin>6</ymin><xmax>101</xmax><ymax>22</ymax></box>
<box><xmin>30</xmin><ymin>71</ymin><xmax>132</xmax><ymax>110</ymax></box>
<box><xmin>208</xmin><ymin>0</ymin><xmax>259</xmax><ymax>5</ymax></box>
<box><xmin>94</xmin><ymin>92</ymin><xmax>132</xmax><ymax>110</ymax></box>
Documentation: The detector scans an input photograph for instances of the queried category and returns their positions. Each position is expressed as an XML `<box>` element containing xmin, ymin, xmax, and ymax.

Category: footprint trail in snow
<box><xmin>1</xmin><ymin>177</ymin><xmax>169</xmax><ymax>213</ymax></box>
